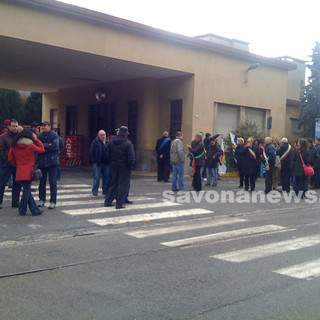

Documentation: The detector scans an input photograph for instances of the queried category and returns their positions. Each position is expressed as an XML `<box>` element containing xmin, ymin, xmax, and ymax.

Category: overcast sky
<box><xmin>58</xmin><ymin>0</ymin><xmax>319</xmax><ymax>62</ymax></box>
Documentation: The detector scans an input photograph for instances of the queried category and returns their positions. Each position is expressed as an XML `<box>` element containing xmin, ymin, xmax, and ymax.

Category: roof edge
<box><xmin>4</xmin><ymin>0</ymin><xmax>297</xmax><ymax>70</ymax></box>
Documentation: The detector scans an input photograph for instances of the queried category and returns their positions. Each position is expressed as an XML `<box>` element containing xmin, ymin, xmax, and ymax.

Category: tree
<box><xmin>299</xmin><ymin>42</ymin><xmax>320</xmax><ymax>137</ymax></box>
<box><xmin>0</xmin><ymin>89</ymin><xmax>25</xmax><ymax>124</ymax></box>
<box><xmin>224</xmin><ymin>118</ymin><xmax>265</xmax><ymax>170</ymax></box>
<box><xmin>24</xmin><ymin>92</ymin><xmax>42</xmax><ymax>125</ymax></box>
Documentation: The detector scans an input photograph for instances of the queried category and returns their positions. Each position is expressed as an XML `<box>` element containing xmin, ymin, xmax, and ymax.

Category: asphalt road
<box><xmin>1</xmin><ymin>167</ymin><xmax>320</xmax><ymax>319</ymax></box>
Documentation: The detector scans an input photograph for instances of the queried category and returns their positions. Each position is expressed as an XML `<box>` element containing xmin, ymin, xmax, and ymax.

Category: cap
<box><xmin>41</xmin><ymin>121</ymin><xmax>51</xmax><ymax>126</ymax></box>
<box><xmin>118</xmin><ymin>126</ymin><xmax>129</xmax><ymax>136</ymax></box>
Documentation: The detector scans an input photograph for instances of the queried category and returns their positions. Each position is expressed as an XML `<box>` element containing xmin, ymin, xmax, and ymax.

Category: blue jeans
<box><xmin>19</xmin><ymin>180</ymin><xmax>40</xmax><ymax>215</ymax></box>
<box><xmin>206</xmin><ymin>168</ymin><xmax>218</xmax><ymax>186</ymax></box>
<box><xmin>39</xmin><ymin>165</ymin><xmax>58</xmax><ymax>204</ymax></box>
<box><xmin>172</xmin><ymin>163</ymin><xmax>185</xmax><ymax>191</ymax></box>
<box><xmin>92</xmin><ymin>163</ymin><xmax>111</xmax><ymax>195</ymax></box>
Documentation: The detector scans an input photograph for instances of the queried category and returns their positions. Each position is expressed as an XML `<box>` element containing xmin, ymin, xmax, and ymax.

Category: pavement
<box><xmin>2</xmin><ymin>167</ymin><xmax>320</xmax><ymax>319</ymax></box>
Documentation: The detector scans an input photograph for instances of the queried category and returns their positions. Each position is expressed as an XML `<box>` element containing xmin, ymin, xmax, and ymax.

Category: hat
<box><xmin>281</xmin><ymin>137</ymin><xmax>288</xmax><ymax>143</ymax></box>
<box><xmin>41</xmin><ymin>121</ymin><xmax>51</xmax><ymax>126</ymax></box>
<box><xmin>118</xmin><ymin>126</ymin><xmax>129</xmax><ymax>136</ymax></box>
<box><xmin>4</xmin><ymin>119</ymin><xmax>10</xmax><ymax>127</ymax></box>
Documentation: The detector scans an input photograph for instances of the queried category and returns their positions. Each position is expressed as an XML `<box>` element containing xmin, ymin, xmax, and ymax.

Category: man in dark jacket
<box><xmin>187</xmin><ymin>133</ymin><xmax>205</xmax><ymax>191</ymax></box>
<box><xmin>264</xmin><ymin>137</ymin><xmax>276</xmax><ymax>194</ymax></box>
<box><xmin>89</xmin><ymin>130</ymin><xmax>110</xmax><ymax>196</ymax></box>
<box><xmin>205</xmin><ymin>138</ymin><xmax>223</xmax><ymax>186</ymax></box>
<box><xmin>314</xmin><ymin>138</ymin><xmax>320</xmax><ymax>189</ymax></box>
<box><xmin>241</xmin><ymin>137</ymin><xmax>259</xmax><ymax>192</ymax></box>
<box><xmin>308</xmin><ymin>139</ymin><xmax>319</xmax><ymax>187</ymax></box>
<box><xmin>104</xmin><ymin>126</ymin><xmax>135</xmax><ymax>209</ymax></box>
<box><xmin>234</xmin><ymin>137</ymin><xmax>246</xmax><ymax>188</ymax></box>
<box><xmin>155</xmin><ymin>131</ymin><xmax>171</xmax><ymax>182</ymax></box>
<box><xmin>276</xmin><ymin>137</ymin><xmax>293</xmax><ymax>193</ymax></box>
<box><xmin>0</xmin><ymin>119</ymin><xmax>21</xmax><ymax>209</ymax></box>
<box><xmin>37</xmin><ymin>121</ymin><xmax>60</xmax><ymax>209</ymax></box>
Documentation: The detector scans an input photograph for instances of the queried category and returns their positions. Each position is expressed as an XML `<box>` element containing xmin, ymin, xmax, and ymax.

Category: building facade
<box><xmin>0</xmin><ymin>0</ymin><xmax>302</xmax><ymax>170</ymax></box>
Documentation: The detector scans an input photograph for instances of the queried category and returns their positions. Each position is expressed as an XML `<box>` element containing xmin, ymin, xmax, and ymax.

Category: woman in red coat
<box><xmin>8</xmin><ymin>129</ymin><xmax>45</xmax><ymax>216</ymax></box>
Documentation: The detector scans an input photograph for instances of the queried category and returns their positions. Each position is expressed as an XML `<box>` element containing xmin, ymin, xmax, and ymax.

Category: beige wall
<box><xmin>2</xmin><ymin>1</ymin><xmax>294</xmax><ymax>170</ymax></box>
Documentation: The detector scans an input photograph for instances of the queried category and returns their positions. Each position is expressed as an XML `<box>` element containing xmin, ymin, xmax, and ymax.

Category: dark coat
<box><xmin>36</xmin><ymin>130</ymin><xmax>60</xmax><ymax>168</ymax></box>
<box><xmin>106</xmin><ymin>135</ymin><xmax>135</xmax><ymax>170</ymax></box>
<box><xmin>155</xmin><ymin>136</ymin><xmax>170</xmax><ymax>164</ymax></box>
<box><xmin>188</xmin><ymin>141</ymin><xmax>205</xmax><ymax>167</ymax></box>
<box><xmin>89</xmin><ymin>137</ymin><xmax>108</xmax><ymax>165</ymax></box>
<box><xmin>206</xmin><ymin>144</ymin><xmax>223</xmax><ymax>169</ymax></box>
<box><xmin>0</xmin><ymin>130</ymin><xmax>17</xmax><ymax>163</ymax></box>
<box><xmin>264</xmin><ymin>143</ymin><xmax>276</xmax><ymax>165</ymax></box>
<box><xmin>292</xmin><ymin>149</ymin><xmax>311</xmax><ymax>176</ymax></box>
<box><xmin>234</xmin><ymin>144</ymin><xmax>246</xmax><ymax>172</ymax></box>
<box><xmin>309</xmin><ymin>145</ymin><xmax>319</xmax><ymax>167</ymax></box>
<box><xmin>240</xmin><ymin>145</ymin><xmax>259</xmax><ymax>175</ymax></box>
<box><xmin>276</xmin><ymin>143</ymin><xmax>293</xmax><ymax>169</ymax></box>
<box><xmin>8</xmin><ymin>138</ymin><xmax>45</xmax><ymax>181</ymax></box>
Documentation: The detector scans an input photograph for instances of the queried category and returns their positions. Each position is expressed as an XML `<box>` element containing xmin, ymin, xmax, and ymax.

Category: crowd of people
<box><xmin>156</xmin><ymin>131</ymin><xmax>224</xmax><ymax>193</ymax></box>
<box><xmin>2</xmin><ymin>117</ymin><xmax>319</xmax><ymax>216</ymax></box>
<box><xmin>155</xmin><ymin>130</ymin><xmax>320</xmax><ymax>198</ymax></box>
<box><xmin>1</xmin><ymin>119</ymin><xmax>135</xmax><ymax>215</ymax></box>
<box><xmin>0</xmin><ymin>119</ymin><xmax>64</xmax><ymax>216</ymax></box>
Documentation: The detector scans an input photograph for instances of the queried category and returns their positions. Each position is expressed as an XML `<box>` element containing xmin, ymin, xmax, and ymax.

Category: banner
<box><xmin>218</xmin><ymin>139</ymin><xmax>227</xmax><ymax>175</ymax></box>
<box><xmin>230</xmin><ymin>132</ymin><xmax>238</xmax><ymax>154</ymax></box>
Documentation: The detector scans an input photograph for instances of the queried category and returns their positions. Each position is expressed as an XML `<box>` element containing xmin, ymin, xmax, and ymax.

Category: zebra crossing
<box><xmin>4</xmin><ymin>183</ymin><xmax>320</xmax><ymax>281</ymax></box>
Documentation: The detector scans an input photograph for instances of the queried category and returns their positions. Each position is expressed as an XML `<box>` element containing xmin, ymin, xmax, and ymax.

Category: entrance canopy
<box><xmin>0</xmin><ymin>36</ymin><xmax>190</xmax><ymax>93</ymax></box>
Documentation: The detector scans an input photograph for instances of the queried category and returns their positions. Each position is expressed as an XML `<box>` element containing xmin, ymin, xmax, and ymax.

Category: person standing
<box><xmin>0</xmin><ymin>119</ymin><xmax>21</xmax><ymax>209</ymax></box>
<box><xmin>170</xmin><ymin>131</ymin><xmax>185</xmax><ymax>192</ymax></box>
<box><xmin>205</xmin><ymin>138</ymin><xmax>223</xmax><ymax>186</ymax></box>
<box><xmin>202</xmin><ymin>133</ymin><xmax>211</xmax><ymax>180</ymax></box>
<box><xmin>253</xmin><ymin>140</ymin><xmax>264</xmax><ymax>179</ymax></box>
<box><xmin>155</xmin><ymin>131</ymin><xmax>171</xmax><ymax>182</ymax></box>
<box><xmin>36</xmin><ymin>121</ymin><xmax>60</xmax><ymax>209</ymax></box>
<box><xmin>314</xmin><ymin>138</ymin><xmax>320</xmax><ymax>189</ymax></box>
<box><xmin>272</xmin><ymin>139</ymin><xmax>281</xmax><ymax>190</ymax></box>
<box><xmin>276</xmin><ymin>138</ymin><xmax>293</xmax><ymax>193</ymax></box>
<box><xmin>89</xmin><ymin>130</ymin><xmax>110</xmax><ymax>196</ymax></box>
<box><xmin>307</xmin><ymin>139</ymin><xmax>319</xmax><ymax>188</ymax></box>
<box><xmin>292</xmin><ymin>139</ymin><xmax>310</xmax><ymax>197</ymax></box>
<box><xmin>104</xmin><ymin>126</ymin><xmax>135</xmax><ymax>209</ymax></box>
<box><xmin>8</xmin><ymin>129</ymin><xmax>45</xmax><ymax>216</ymax></box>
<box><xmin>242</xmin><ymin>137</ymin><xmax>259</xmax><ymax>192</ymax></box>
<box><xmin>188</xmin><ymin>133</ymin><xmax>205</xmax><ymax>192</ymax></box>
<box><xmin>234</xmin><ymin>137</ymin><xmax>246</xmax><ymax>188</ymax></box>
<box><xmin>263</xmin><ymin>137</ymin><xmax>276</xmax><ymax>194</ymax></box>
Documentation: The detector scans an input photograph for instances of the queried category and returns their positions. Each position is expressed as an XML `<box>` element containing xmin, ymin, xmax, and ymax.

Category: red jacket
<box><xmin>8</xmin><ymin>138</ymin><xmax>45</xmax><ymax>181</ymax></box>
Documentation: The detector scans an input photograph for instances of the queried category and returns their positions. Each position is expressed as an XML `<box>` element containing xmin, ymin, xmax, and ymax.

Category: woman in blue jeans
<box><xmin>8</xmin><ymin>129</ymin><xmax>45</xmax><ymax>216</ymax></box>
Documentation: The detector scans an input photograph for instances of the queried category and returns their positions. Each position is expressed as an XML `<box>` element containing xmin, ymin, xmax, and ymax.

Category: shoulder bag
<box><xmin>299</xmin><ymin>151</ymin><xmax>314</xmax><ymax>177</ymax></box>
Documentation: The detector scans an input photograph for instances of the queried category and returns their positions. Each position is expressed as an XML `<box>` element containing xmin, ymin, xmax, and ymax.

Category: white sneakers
<box><xmin>38</xmin><ymin>200</ymin><xmax>45</xmax><ymax>207</ymax></box>
<box><xmin>38</xmin><ymin>201</ymin><xmax>56</xmax><ymax>209</ymax></box>
<box><xmin>48</xmin><ymin>203</ymin><xmax>56</xmax><ymax>209</ymax></box>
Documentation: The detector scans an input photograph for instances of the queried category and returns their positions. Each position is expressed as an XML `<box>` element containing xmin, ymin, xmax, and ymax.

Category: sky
<box><xmin>57</xmin><ymin>0</ymin><xmax>319</xmax><ymax>62</ymax></box>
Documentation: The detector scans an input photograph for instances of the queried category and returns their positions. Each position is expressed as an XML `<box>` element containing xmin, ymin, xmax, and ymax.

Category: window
<box><xmin>170</xmin><ymin>99</ymin><xmax>182</xmax><ymax>137</ymax></box>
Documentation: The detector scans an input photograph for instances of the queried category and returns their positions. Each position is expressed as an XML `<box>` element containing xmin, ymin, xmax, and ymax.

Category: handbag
<box><xmin>31</xmin><ymin>165</ymin><xmax>42</xmax><ymax>181</ymax></box>
<box><xmin>299</xmin><ymin>151</ymin><xmax>314</xmax><ymax>177</ymax></box>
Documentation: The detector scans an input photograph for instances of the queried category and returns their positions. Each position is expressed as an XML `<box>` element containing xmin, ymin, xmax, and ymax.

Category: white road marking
<box><xmin>4</xmin><ymin>188</ymin><xmax>93</xmax><ymax>197</ymax></box>
<box><xmin>57</xmin><ymin>195</ymin><xmax>154</xmax><ymax>201</ymax></box>
<box><xmin>27</xmin><ymin>224</ymin><xmax>43</xmax><ymax>230</ymax></box>
<box><xmin>56</xmin><ymin>197</ymin><xmax>155</xmax><ymax>206</ymax></box>
<box><xmin>161</xmin><ymin>225</ymin><xmax>288</xmax><ymax>247</ymax></box>
<box><xmin>212</xmin><ymin>234</ymin><xmax>320</xmax><ymax>263</ymax></box>
<box><xmin>126</xmin><ymin>217</ymin><xmax>247</xmax><ymax>238</ymax></box>
<box><xmin>274</xmin><ymin>258</ymin><xmax>320</xmax><ymax>279</ymax></box>
<box><xmin>62</xmin><ymin>202</ymin><xmax>181</xmax><ymax>216</ymax></box>
<box><xmin>88</xmin><ymin>208</ymin><xmax>213</xmax><ymax>226</ymax></box>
